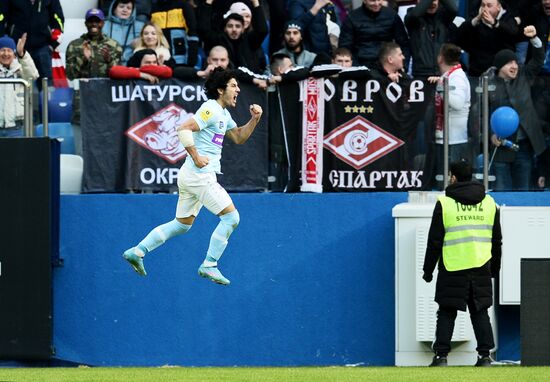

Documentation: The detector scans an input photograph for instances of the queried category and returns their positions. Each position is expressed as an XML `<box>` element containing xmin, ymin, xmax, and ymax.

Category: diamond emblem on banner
<box><xmin>126</xmin><ymin>103</ymin><xmax>191</xmax><ymax>164</ymax></box>
<box><xmin>323</xmin><ymin>115</ymin><xmax>404</xmax><ymax>170</ymax></box>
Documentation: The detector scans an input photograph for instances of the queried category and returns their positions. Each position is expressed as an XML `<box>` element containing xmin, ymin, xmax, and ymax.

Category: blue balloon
<box><xmin>490</xmin><ymin>106</ymin><xmax>519</xmax><ymax>138</ymax></box>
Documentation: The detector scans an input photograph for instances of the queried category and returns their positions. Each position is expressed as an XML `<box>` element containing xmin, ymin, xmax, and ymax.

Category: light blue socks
<box><xmin>204</xmin><ymin>210</ymin><xmax>240</xmax><ymax>266</ymax></box>
<box><xmin>137</xmin><ymin>218</ymin><xmax>191</xmax><ymax>255</ymax></box>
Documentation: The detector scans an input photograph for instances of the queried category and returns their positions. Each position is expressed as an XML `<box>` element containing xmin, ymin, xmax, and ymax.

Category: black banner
<box><xmin>80</xmin><ymin>78</ymin><xmax>268</xmax><ymax>193</ymax></box>
<box><xmin>278</xmin><ymin>77</ymin><xmax>433</xmax><ymax>191</ymax></box>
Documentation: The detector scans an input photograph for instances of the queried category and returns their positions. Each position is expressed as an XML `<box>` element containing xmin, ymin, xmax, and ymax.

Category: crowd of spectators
<box><xmin>0</xmin><ymin>0</ymin><xmax>549</xmax><ymax>191</ymax></box>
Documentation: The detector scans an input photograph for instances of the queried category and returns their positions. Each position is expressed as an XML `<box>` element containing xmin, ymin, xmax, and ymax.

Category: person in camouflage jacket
<box><xmin>65</xmin><ymin>8</ymin><xmax>122</xmax><ymax>154</ymax></box>
<box><xmin>66</xmin><ymin>8</ymin><xmax>122</xmax><ymax>81</ymax></box>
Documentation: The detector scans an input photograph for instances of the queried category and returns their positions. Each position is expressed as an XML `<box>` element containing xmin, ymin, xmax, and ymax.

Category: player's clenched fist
<box><xmin>250</xmin><ymin>104</ymin><xmax>262</xmax><ymax>120</ymax></box>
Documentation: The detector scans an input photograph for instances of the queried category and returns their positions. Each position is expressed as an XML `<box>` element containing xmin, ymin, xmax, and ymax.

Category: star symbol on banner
<box><xmin>366</xmin><ymin>105</ymin><xmax>374</xmax><ymax>114</ymax></box>
<box><xmin>344</xmin><ymin>105</ymin><xmax>353</xmax><ymax>113</ymax></box>
<box><xmin>352</xmin><ymin>105</ymin><xmax>360</xmax><ymax>113</ymax></box>
<box><xmin>359</xmin><ymin>105</ymin><xmax>367</xmax><ymax>114</ymax></box>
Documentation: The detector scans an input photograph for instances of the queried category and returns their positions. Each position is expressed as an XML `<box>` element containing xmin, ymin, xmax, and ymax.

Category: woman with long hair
<box><xmin>134</xmin><ymin>22</ymin><xmax>173</xmax><ymax>66</ymax></box>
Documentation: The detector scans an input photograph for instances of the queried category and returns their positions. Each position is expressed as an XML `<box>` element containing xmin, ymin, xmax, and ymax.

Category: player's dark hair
<box><xmin>450</xmin><ymin>159</ymin><xmax>473</xmax><ymax>182</ymax></box>
<box><xmin>204</xmin><ymin>67</ymin><xmax>237</xmax><ymax>100</ymax></box>
<box><xmin>439</xmin><ymin>43</ymin><xmax>462</xmax><ymax>66</ymax></box>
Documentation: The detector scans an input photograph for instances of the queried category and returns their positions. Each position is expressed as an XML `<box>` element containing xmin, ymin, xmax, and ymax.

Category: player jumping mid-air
<box><xmin>123</xmin><ymin>67</ymin><xmax>263</xmax><ymax>285</ymax></box>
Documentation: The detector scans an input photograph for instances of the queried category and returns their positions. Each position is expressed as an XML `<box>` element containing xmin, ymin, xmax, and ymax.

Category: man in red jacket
<box><xmin>109</xmin><ymin>48</ymin><xmax>173</xmax><ymax>83</ymax></box>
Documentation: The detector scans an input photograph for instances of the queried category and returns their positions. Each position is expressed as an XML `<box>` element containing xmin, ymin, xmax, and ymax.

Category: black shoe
<box><xmin>475</xmin><ymin>356</ymin><xmax>492</xmax><ymax>367</ymax></box>
<box><xmin>429</xmin><ymin>355</ymin><xmax>448</xmax><ymax>367</ymax></box>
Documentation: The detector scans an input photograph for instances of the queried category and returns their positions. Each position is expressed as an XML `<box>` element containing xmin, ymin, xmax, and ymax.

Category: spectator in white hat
<box><xmin>0</xmin><ymin>33</ymin><xmax>39</xmax><ymax>137</ymax></box>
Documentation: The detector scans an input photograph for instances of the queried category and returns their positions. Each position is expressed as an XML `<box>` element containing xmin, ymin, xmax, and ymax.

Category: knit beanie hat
<box><xmin>493</xmin><ymin>49</ymin><xmax>517</xmax><ymax>71</ymax></box>
<box><xmin>0</xmin><ymin>35</ymin><xmax>16</xmax><ymax>52</ymax></box>
<box><xmin>284</xmin><ymin>20</ymin><xmax>303</xmax><ymax>32</ymax></box>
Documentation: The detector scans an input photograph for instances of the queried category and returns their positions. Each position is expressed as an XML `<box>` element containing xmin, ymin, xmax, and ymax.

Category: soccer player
<box><xmin>122</xmin><ymin>67</ymin><xmax>263</xmax><ymax>285</ymax></box>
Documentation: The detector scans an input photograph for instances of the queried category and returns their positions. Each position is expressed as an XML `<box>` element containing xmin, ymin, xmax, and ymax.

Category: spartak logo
<box><xmin>323</xmin><ymin>115</ymin><xmax>404</xmax><ymax>170</ymax></box>
<box><xmin>126</xmin><ymin>103</ymin><xmax>191</xmax><ymax>164</ymax></box>
<box><xmin>307</xmin><ymin>96</ymin><xmax>317</xmax><ymax>120</ymax></box>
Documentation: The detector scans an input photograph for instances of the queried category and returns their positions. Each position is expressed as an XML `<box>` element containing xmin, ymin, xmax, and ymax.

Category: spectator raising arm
<box><xmin>288</xmin><ymin>0</ymin><xmax>336</xmax><ymax>54</ymax></box>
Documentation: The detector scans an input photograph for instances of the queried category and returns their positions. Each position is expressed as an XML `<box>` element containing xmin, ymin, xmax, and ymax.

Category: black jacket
<box><xmin>404</xmin><ymin>0</ymin><xmax>457</xmax><ymax>78</ymax></box>
<box><xmin>453</xmin><ymin>10</ymin><xmax>520</xmax><ymax>76</ymax></box>
<box><xmin>197</xmin><ymin>2</ymin><xmax>267</xmax><ymax>74</ymax></box>
<box><xmin>423</xmin><ymin>181</ymin><xmax>502</xmax><ymax>311</ymax></box>
<box><xmin>0</xmin><ymin>0</ymin><xmax>64</xmax><ymax>51</ymax></box>
<box><xmin>339</xmin><ymin>5</ymin><xmax>410</xmax><ymax>68</ymax></box>
<box><xmin>489</xmin><ymin>40</ymin><xmax>547</xmax><ymax>162</ymax></box>
<box><xmin>520</xmin><ymin>2</ymin><xmax>550</xmax><ymax>63</ymax></box>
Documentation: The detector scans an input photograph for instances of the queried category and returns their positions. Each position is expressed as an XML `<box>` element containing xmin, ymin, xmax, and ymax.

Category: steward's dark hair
<box><xmin>450</xmin><ymin>159</ymin><xmax>473</xmax><ymax>182</ymax></box>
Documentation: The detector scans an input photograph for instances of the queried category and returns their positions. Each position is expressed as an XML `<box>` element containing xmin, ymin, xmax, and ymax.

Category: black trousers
<box><xmin>433</xmin><ymin>289</ymin><xmax>495</xmax><ymax>356</ymax></box>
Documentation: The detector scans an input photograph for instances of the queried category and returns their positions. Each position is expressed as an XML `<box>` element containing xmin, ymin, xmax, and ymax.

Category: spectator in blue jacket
<box><xmin>103</xmin><ymin>0</ymin><xmax>146</xmax><ymax>65</ymax></box>
<box><xmin>99</xmin><ymin>0</ymin><xmax>152</xmax><ymax>22</ymax></box>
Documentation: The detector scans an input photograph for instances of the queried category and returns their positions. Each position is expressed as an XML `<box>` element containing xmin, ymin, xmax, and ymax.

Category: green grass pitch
<box><xmin>1</xmin><ymin>366</ymin><xmax>550</xmax><ymax>382</ymax></box>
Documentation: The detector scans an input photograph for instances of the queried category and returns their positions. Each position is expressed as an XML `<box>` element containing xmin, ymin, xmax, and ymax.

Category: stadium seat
<box><xmin>35</xmin><ymin>123</ymin><xmax>76</xmax><ymax>155</ymax></box>
<box><xmin>195</xmin><ymin>47</ymin><xmax>205</xmax><ymax>71</ymax></box>
<box><xmin>41</xmin><ymin>87</ymin><xmax>74</xmax><ymax>123</ymax></box>
<box><xmin>60</xmin><ymin>154</ymin><xmax>84</xmax><ymax>194</ymax></box>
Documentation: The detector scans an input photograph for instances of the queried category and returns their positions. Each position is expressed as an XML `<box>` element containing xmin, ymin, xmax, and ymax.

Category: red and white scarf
<box><xmin>300</xmin><ymin>77</ymin><xmax>325</xmax><ymax>193</ymax></box>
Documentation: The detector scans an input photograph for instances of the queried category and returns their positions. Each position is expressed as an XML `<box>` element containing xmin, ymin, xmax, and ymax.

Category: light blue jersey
<box><xmin>184</xmin><ymin>99</ymin><xmax>237</xmax><ymax>173</ymax></box>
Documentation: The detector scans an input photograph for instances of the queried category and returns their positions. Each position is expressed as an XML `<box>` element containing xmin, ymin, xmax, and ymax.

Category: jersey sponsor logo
<box><xmin>200</xmin><ymin>108</ymin><xmax>213</xmax><ymax>122</ymax></box>
<box><xmin>126</xmin><ymin>103</ymin><xmax>191</xmax><ymax>164</ymax></box>
<box><xmin>323</xmin><ymin>116</ymin><xmax>404</xmax><ymax>170</ymax></box>
<box><xmin>212</xmin><ymin>133</ymin><xmax>224</xmax><ymax>146</ymax></box>
<box><xmin>218</xmin><ymin>121</ymin><xmax>224</xmax><ymax>130</ymax></box>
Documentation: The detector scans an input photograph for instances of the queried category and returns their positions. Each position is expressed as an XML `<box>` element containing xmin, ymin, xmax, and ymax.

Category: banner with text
<box><xmin>280</xmin><ymin>77</ymin><xmax>431</xmax><ymax>192</ymax></box>
<box><xmin>80</xmin><ymin>78</ymin><xmax>268</xmax><ymax>193</ymax></box>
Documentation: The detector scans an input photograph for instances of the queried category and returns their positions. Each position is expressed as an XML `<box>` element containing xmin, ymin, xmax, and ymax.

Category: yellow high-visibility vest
<box><xmin>438</xmin><ymin>194</ymin><xmax>496</xmax><ymax>271</ymax></box>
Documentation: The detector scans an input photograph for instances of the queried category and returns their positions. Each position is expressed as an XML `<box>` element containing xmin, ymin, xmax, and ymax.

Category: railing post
<box><xmin>482</xmin><ymin>75</ymin><xmax>490</xmax><ymax>190</ymax></box>
<box><xmin>443</xmin><ymin>76</ymin><xmax>450</xmax><ymax>189</ymax></box>
<box><xmin>42</xmin><ymin>78</ymin><xmax>49</xmax><ymax>136</ymax></box>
